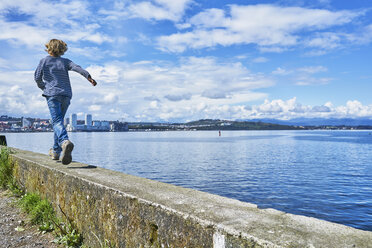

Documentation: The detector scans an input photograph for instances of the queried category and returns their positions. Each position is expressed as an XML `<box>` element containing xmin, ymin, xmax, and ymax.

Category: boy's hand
<box><xmin>88</xmin><ymin>75</ymin><xmax>97</xmax><ymax>86</ymax></box>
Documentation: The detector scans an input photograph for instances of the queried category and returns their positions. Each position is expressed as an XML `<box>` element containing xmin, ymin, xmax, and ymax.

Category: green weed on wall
<box><xmin>0</xmin><ymin>147</ymin><xmax>85</xmax><ymax>248</ymax></box>
<box><xmin>0</xmin><ymin>147</ymin><xmax>23</xmax><ymax>196</ymax></box>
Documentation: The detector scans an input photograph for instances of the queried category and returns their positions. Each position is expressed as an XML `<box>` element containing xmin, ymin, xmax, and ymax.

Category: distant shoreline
<box><xmin>1</xmin><ymin>128</ymin><xmax>372</xmax><ymax>134</ymax></box>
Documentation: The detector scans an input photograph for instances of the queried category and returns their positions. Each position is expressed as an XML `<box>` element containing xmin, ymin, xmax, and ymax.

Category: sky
<box><xmin>0</xmin><ymin>0</ymin><xmax>372</xmax><ymax>122</ymax></box>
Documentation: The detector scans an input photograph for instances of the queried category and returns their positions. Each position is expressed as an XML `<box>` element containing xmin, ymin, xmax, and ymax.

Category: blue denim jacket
<box><xmin>34</xmin><ymin>55</ymin><xmax>90</xmax><ymax>98</ymax></box>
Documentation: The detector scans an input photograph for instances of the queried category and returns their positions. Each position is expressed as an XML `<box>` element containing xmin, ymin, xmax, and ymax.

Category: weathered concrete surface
<box><xmin>5</xmin><ymin>147</ymin><xmax>372</xmax><ymax>247</ymax></box>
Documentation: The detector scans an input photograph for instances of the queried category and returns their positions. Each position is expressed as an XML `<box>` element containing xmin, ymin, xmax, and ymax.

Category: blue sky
<box><xmin>0</xmin><ymin>0</ymin><xmax>372</xmax><ymax>122</ymax></box>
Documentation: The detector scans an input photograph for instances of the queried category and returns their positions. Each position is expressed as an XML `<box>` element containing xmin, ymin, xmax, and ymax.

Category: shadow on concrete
<box><xmin>67</xmin><ymin>165</ymin><xmax>97</xmax><ymax>169</ymax></box>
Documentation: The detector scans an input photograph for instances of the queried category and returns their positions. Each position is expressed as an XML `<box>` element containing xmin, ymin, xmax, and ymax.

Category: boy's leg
<box><xmin>58</xmin><ymin>96</ymin><xmax>74</xmax><ymax>164</ymax></box>
<box><xmin>53</xmin><ymin>132</ymin><xmax>60</xmax><ymax>154</ymax></box>
<box><xmin>60</xmin><ymin>96</ymin><xmax>70</xmax><ymax>120</ymax></box>
<box><xmin>46</xmin><ymin>96</ymin><xmax>70</xmax><ymax>153</ymax></box>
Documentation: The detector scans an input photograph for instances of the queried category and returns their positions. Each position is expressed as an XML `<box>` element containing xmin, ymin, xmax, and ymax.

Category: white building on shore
<box><xmin>66</xmin><ymin>113</ymin><xmax>110</xmax><ymax>131</ymax></box>
<box><xmin>85</xmin><ymin>114</ymin><xmax>92</xmax><ymax>127</ymax></box>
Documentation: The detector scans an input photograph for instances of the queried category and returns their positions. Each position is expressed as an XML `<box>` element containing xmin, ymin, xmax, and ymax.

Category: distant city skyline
<box><xmin>0</xmin><ymin>0</ymin><xmax>372</xmax><ymax>122</ymax></box>
<box><xmin>65</xmin><ymin>113</ymin><xmax>112</xmax><ymax>131</ymax></box>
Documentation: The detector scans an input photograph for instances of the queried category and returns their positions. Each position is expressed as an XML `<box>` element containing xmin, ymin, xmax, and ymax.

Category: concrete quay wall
<box><xmin>6</xmin><ymin>147</ymin><xmax>372</xmax><ymax>247</ymax></box>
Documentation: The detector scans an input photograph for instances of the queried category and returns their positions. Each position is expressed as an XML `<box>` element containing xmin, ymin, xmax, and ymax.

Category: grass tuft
<box><xmin>0</xmin><ymin>147</ymin><xmax>12</xmax><ymax>188</ymax></box>
<box><xmin>0</xmin><ymin>147</ymin><xmax>86</xmax><ymax>247</ymax></box>
<box><xmin>0</xmin><ymin>147</ymin><xmax>23</xmax><ymax>196</ymax></box>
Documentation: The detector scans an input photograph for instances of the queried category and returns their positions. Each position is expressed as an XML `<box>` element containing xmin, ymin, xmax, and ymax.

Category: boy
<box><xmin>34</xmin><ymin>39</ymin><xmax>97</xmax><ymax>165</ymax></box>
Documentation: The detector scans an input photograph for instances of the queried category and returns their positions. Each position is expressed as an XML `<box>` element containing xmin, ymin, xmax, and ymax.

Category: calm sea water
<box><xmin>4</xmin><ymin>130</ymin><xmax>372</xmax><ymax>231</ymax></box>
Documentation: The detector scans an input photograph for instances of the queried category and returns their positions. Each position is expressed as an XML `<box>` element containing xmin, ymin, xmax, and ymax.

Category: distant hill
<box><xmin>185</xmin><ymin>119</ymin><xmax>302</xmax><ymax>130</ymax></box>
<box><xmin>0</xmin><ymin>115</ymin><xmax>21</xmax><ymax>122</ymax></box>
<box><xmin>242</xmin><ymin>118</ymin><xmax>372</xmax><ymax>127</ymax></box>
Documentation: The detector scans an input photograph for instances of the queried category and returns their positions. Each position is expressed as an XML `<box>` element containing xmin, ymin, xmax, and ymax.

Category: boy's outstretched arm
<box><xmin>68</xmin><ymin>60</ymin><xmax>97</xmax><ymax>86</ymax></box>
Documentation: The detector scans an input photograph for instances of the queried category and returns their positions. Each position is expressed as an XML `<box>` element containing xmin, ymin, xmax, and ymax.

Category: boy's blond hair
<box><xmin>45</xmin><ymin>39</ymin><xmax>68</xmax><ymax>57</ymax></box>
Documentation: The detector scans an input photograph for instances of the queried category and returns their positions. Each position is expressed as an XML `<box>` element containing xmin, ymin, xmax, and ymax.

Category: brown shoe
<box><xmin>49</xmin><ymin>148</ymin><xmax>60</xmax><ymax>160</ymax></box>
<box><xmin>60</xmin><ymin>140</ymin><xmax>74</xmax><ymax>165</ymax></box>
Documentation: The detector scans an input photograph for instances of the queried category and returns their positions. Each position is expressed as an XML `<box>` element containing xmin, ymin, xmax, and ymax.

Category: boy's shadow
<box><xmin>55</xmin><ymin>161</ymin><xmax>97</xmax><ymax>169</ymax></box>
<box><xmin>68</xmin><ymin>164</ymin><xmax>97</xmax><ymax>169</ymax></box>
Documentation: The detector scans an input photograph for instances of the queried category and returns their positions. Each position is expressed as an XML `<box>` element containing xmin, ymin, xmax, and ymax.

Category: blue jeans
<box><xmin>46</xmin><ymin>96</ymin><xmax>70</xmax><ymax>154</ymax></box>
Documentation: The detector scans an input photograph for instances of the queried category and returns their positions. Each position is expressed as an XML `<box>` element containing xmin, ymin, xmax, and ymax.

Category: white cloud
<box><xmin>0</xmin><ymin>0</ymin><xmax>90</xmax><ymax>25</ymax></box>
<box><xmin>259</xmin><ymin>46</ymin><xmax>289</xmax><ymax>53</ymax></box>
<box><xmin>252</xmin><ymin>57</ymin><xmax>269</xmax><ymax>63</ymax></box>
<box><xmin>305</xmin><ymin>32</ymin><xmax>343</xmax><ymax>49</ymax></box>
<box><xmin>297</xmin><ymin>66</ymin><xmax>328</xmax><ymax>74</ymax></box>
<box><xmin>68</xmin><ymin>56</ymin><xmax>273</xmax><ymax>121</ymax></box>
<box><xmin>0</xmin><ymin>58</ymin><xmax>354</xmax><ymax>122</ymax></box>
<box><xmin>251</xmin><ymin>98</ymin><xmax>372</xmax><ymax>120</ymax></box>
<box><xmin>129</xmin><ymin>2</ymin><xmax>175</xmax><ymax>21</ymax></box>
<box><xmin>88</xmin><ymin>105</ymin><xmax>102</xmax><ymax>112</ymax></box>
<box><xmin>295</xmin><ymin>66</ymin><xmax>331</xmax><ymax>85</ymax></box>
<box><xmin>0</xmin><ymin>76</ymin><xmax>48</xmax><ymax>116</ymax></box>
<box><xmin>70</xmin><ymin>58</ymin><xmax>372</xmax><ymax>121</ymax></box>
<box><xmin>336</xmin><ymin>100</ymin><xmax>372</xmax><ymax>117</ymax></box>
<box><xmin>295</xmin><ymin>77</ymin><xmax>333</xmax><ymax>86</ymax></box>
<box><xmin>0</xmin><ymin>0</ymin><xmax>113</xmax><ymax>47</ymax></box>
<box><xmin>102</xmin><ymin>93</ymin><xmax>119</xmax><ymax>104</ymax></box>
<box><xmin>257</xmin><ymin>98</ymin><xmax>307</xmax><ymax>114</ymax></box>
<box><xmin>272</xmin><ymin>65</ymin><xmax>332</xmax><ymax>86</ymax></box>
<box><xmin>272</xmin><ymin>67</ymin><xmax>292</xmax><ymax>75</ymax></box>
<box><xmin>157</xmin><ymin>4</ymin><xmax>363</xmax><ymax>52</ymax></box>
<box><xmin>189</xmin><ymin>8</ymin><xmax>226</xmax><ymax>28</ymax></box>
<box><xmin>304</xmin><ymin>24</ymin><xmax>372</xmax><ymax>55</ymax></box>
<box><xmin>0</xmin><ymin>19</ymin><xmax>52</xmax><ymax>47</ymax></box>
<box><xmin>2</xmin><ymin>63</ymin><xmax>372</xmax><ymax>121</ymax></box>
<box><xmin>0</xmin><ymin>57</ymin><xmax>10</xmax><ymax>69</ymax></box>
<box><xmin>100</xmin><ymin>0</ymin><xmax>193</xmax><ymax>22</ymax></box>
<box><xmin>86</xmin><ymin>64</ymin><xmax>122</xmax><ymax>84</ymax></box>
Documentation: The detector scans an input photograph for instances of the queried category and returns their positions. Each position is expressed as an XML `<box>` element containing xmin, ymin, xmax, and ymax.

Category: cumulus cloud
<box><xmin>129</xmin><ymin>0</ymin><xmax>193</xmax><ymax>22</ymax></box>
<box><xmin>2</xmin><ymin>63</ymin><xmax>372</xmax><ymax>121</ymax></box>
<box><xmin>0</xmin><ymin>0</ymin><xmax>114</xmax><ymax>47</ymax></box>
<box><xmin>257</xmin><ymin>98</ymin><xmax>307</xmax><ymax>114</ymax></box>
<box><xmin>250</xmin><ymin>98</ymin><xmax>372</xmax><ymax>120</ymax></box>
<box><xmin>0</xmin><ymin>82</ymin><xmax>47</xmax><ymax>117</ymax></box>
<box><xmin>336</xmin><ymin>100</ymin><xmax>372</xmax><ymax>117</ymax></box>
<box><xmin>99</xmin><ymin>0</ymin><xmax>193</xmax><ymax>22</ymax></box>
<box><xmin>157</xmin><ymin>4</ymin><xmax>362</xmax><ymax>52</ymax></box>
<box><xmin>3</xmin><ymin>54</ymin><xmax>370</xmax><ymax>122</ymax></box>
<box><xmin>67</xmin><ymin>56</ymin><xmax>273</xmax><ymax>120</ymax></box>
<box><xmin>71</xmin><ymin>58</ymin><xmax>372</xmax><ymax>121</ymax></box>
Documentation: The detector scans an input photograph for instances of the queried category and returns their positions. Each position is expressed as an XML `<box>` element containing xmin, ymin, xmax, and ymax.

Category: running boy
<box><xmin>34</xmin><ymin>39</ymin><xmax>97</xmax><ymax>165</ymax></box>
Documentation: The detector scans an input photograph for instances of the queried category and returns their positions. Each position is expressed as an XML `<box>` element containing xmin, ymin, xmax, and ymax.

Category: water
<box><xmin>4</xmin><ymin>130</ymin><xmax>372</xmax><ymax>231</ymax></box>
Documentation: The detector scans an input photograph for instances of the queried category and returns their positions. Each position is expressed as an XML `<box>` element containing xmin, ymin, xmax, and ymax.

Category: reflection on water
<box><xmin>4</xmin><ymin>130</ymin><xmax>372</xmax><ymax>231</ymax></box>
